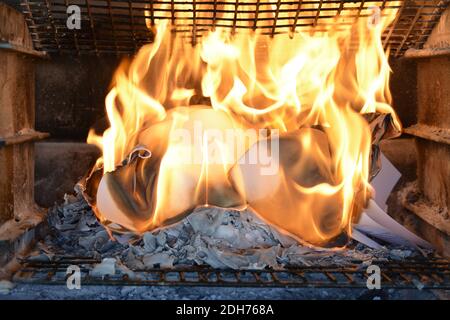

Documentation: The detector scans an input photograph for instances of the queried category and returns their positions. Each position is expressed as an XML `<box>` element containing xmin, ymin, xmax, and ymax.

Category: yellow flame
<box><xmin>88</xmin><ymin>1</ymin><xmax>402</xmax><ymax>245</ymax></box>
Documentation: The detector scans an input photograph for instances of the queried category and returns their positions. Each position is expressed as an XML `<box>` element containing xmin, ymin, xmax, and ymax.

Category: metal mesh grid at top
<box><xmin>20</xmin><ymin>0</ymin><xmax>450</xmax><ymax>56</ymax></box>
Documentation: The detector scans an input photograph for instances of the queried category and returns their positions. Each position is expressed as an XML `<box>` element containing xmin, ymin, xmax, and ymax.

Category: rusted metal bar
<box><xmin>20</xmin><ymin>0</ymin><xmax>42</xmax><ymax>50</ymax></box>
<box><xmin>106</xmin><ymin>0</ymin><xmax>119</xmax><ymax>54</ymax></box>
<box><xmin>337</xmin><ymin>0</ymin><xmax>344</xmax><ymax>15</ymax></box>
<box><xmin>128</xmin><ymin>0</ymin><xmax>138</xmax><ymax>52</ymax></box>
<box><xmin>398</xmin><ymin>34</ymin><xmax>450</xmax><ymax>249</ymax></box>
<box><xmin>212</xmin><ymin>0</ymin><xmax>217</xmax><ymax>30</ymax></box>
<box><xmin>21</xmin><ymin>0</ymin><xmax>442</xmax><ymax>13</ymax></box>
<box><xmin>27</xmin><ymin>12</ymin><xmax>404</xmax><ymax>25</ymax></box>
<box><xmin>404</xmin><ymin>124</ymin><xmax>450</xmax><ymax>145</ymax></box>
<box><xmin>271</xmin><ymin>0</ymin><xmax>282</xmax><ymax>37</ymax></box>
<box><xmin>149</xmin><ymin>0</ymin><xmax>155</xmax><ymax>26</ymax></box>
<box><xmin>394</xmin><ymin>3</ymin><xmax>424</xmax><ymax>57</ymax></box>
<box><xmin>64</xmin><ymin>0</ymin><xmax>80</xmax><ymax>56</ymax></box>
<box><xmin>404</xmin><ymin>47</ymin><xmax>450</xmax><ymax>58</ymax></box>
<box><xmin>22</xmin><ymin>10</ymin><xmax>440</xmax><ymax>22</ymax></box>
<box><xmin>253</xmin><ymin>0</ymin><xmax>261</xmax><ymax>30</ymax></box>
<box><xmin>0</xmin><ymin>131</ymin><xmax>49</xmax><ymax>149</ymax></box>
<box><xmin>0</xmin><ymin>41</ymin><xmax>47</xmax><ymax>58</ymax></box>
<box><xmin>13</xmin><ymin>256</ymin><xmax>450</xmax><ymax>289</ymax></box>
<box><xmin>290</xmin><ymin>0</ymin><xmax>303</xmax><ymax>35</ymax></box>
<box><xmin>406</xmin><ymin>4</ymin><xmax>450</xmax><ymax>58</ymax></box>
<box><xmin>415</xmin><ymin>0</ymin><xmax>450</xmax><ymax>48</ymax></box>
<box><xmin>383</xmin><ymin>0</ymin><xmax>406</xmax><ymax>49</ymax></box>
<box><xmin>20</xmin><ymin>0</ymin><xmax>447</xmax><ymax>55</ymax></box>
<box><xmin>171</xmin><ymin>0</ymin><xmax>175</xmax><ymax>25</ymax></box>
<box><xmin>85</xmin><ymin>0</ymin><xmax>99</xmax><ymax>55</ymax></box>
<box><xmin>232</xmin><ymin>0</ymin><xmax>239</xmax><ymax>35</ymax></box>
<box><xmin>399</xmin><ymin>182</ymin><xmax>450</xmax><ymax>236</ymax></box>
<box><xmin>192</xmin><ymin>0</ymin><xmax>197</xmax><ymax>45</ymax></box>
<box><xmin>43</xmin><ymin>0</ymin><xmax>61</xmax><ymax>53</ymax></box>
<box><xmin>0</xmin><ymin>3</ymin><xmax>41</xmax><ymax>230</ymax></box>
<box><xmin>355</xmin><ymin>0</ymin><xmax>365</xmax><ymax>24</ymax></box>
<box><xmin>313</xmin><ymin>0</ymin><xmax>323</xmax><ymax>27</ymax></box>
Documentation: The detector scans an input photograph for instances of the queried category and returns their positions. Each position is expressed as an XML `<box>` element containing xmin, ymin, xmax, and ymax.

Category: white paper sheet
<box><xmin>370</xmin><ymin>153</ymin><xmax>401</xmax><ymax>210</ymax></box>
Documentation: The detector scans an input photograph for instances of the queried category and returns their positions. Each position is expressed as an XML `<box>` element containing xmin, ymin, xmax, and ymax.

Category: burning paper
<box><xmin>81</xmin><ymin>2</ymin><xmax>404</xmax><ymax>247</ymax></box>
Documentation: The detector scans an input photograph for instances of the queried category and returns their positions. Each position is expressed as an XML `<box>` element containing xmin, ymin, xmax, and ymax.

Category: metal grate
<box><xmin>13</xmin><ymin>256</ymin><xmax>450</xmax><ymax>289</ymax></box>
<box><xmin>20</xmin><ymin>0</ymin><xmax>450</xmax><ymax>56</ymax></box>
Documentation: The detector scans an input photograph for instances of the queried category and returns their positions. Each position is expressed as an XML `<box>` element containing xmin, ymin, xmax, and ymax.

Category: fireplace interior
<box><xmin>0</xmin><ymin>0</ymin><xmax>449</xmax><ymax>299</ymax></box>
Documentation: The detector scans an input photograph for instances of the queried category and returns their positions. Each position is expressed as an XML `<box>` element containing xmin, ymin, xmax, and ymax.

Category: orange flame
<box><xmin>88</xmin><ymin>1</ymin><xmax>402</xmax><ymax>246</ymax></box>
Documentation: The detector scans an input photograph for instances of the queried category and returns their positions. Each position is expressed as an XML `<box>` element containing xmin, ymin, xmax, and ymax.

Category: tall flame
<box><xmin>88</xmin><ymin>1</ymin><xmax>402</xmax><ymax>246</ymax></box>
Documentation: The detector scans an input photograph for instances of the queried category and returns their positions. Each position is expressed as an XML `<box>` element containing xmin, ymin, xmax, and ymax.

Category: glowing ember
<box><xmin>86</xmin><ymin>1</ymin><xmax>402</xmax><ymax>246</ymax></box>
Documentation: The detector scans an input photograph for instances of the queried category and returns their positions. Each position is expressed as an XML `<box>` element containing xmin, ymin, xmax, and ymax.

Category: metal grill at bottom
<box><xmin>13</xmin><ymin>256</ymin><xmax>450</xmax><ymax>289</ymax></box>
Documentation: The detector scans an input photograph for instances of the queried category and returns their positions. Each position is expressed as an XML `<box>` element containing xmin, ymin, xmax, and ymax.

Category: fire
<box><xmin>87</xmin><ymin>1</ymin><xmax>402</xmax><ymax>246</ymax></box>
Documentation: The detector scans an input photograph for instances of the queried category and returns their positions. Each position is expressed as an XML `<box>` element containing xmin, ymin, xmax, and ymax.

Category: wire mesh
<box><xmin>13</xmin><ymin>255</ymin><xmax>450</xmax><ymax>289</ymax></box>
<box><xmin>20</xmin><ymin>0</ymin><xmax>450</xmax><ymax>56</ymax></box>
